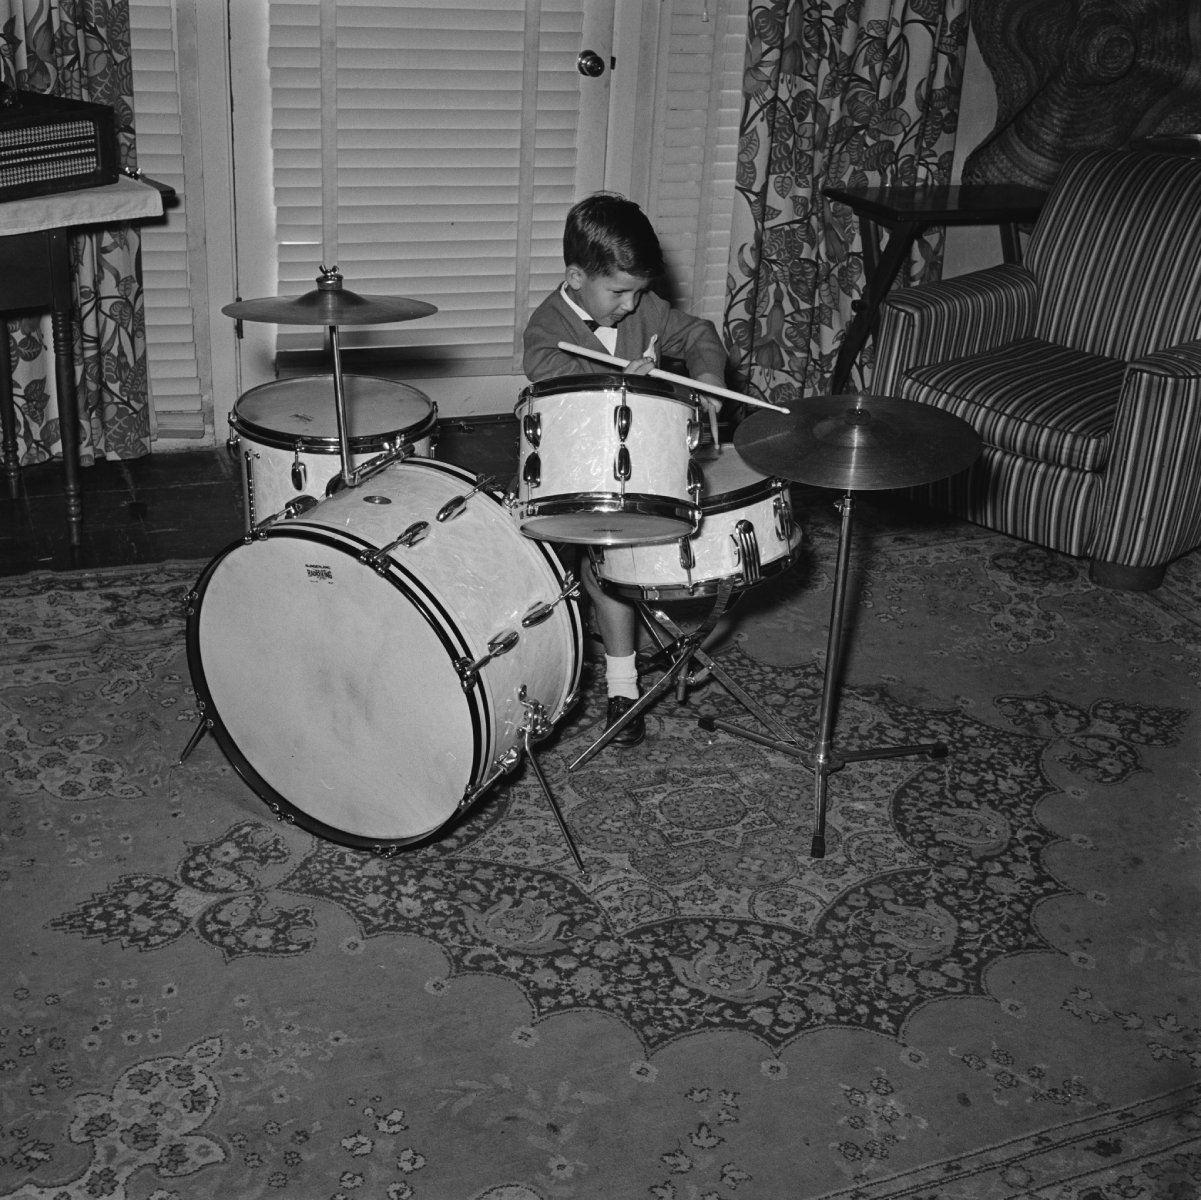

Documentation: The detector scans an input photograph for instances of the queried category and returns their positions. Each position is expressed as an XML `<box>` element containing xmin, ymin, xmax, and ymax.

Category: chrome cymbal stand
<box><xmin>699</xmin><ymin>491</ymin><xmax>947</xmax><ymax>857</ymax></box>
<box><xmin>569</xmin><ymin>578</ymin><xmax>804</xmax><ymax>773</ymax></box>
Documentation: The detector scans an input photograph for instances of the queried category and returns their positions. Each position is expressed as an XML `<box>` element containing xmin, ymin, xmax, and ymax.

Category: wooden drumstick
<box><xmin>555</xmin><ymin>341</ymin><xmax>790</xmax><ymax>413</ymax></box>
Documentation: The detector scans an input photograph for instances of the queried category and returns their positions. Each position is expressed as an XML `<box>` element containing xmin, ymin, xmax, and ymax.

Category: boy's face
<box><xmin>565</xmin><ymin>266</ymin><xmax>651</xmax><ymax>327</ymax></box>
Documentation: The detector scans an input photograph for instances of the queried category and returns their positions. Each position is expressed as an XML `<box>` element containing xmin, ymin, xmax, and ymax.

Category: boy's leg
<box><xmin>580</xmin><ymin>554</ymin><xmax>646</xmax><ymax>746</ymax></box>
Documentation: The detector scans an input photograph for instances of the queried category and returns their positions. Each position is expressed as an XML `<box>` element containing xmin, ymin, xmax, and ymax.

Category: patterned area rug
<box><xmin>2</xmin><ymin>502</ymin><xmax>1199</xmax><ymax>1200</ymax></box>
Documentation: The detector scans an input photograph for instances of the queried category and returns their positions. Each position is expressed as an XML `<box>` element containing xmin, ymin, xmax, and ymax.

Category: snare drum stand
<box><xmin>568</xmin><ymin>578</ymin><xmax>804</xmax><ymax>773</ymax></box>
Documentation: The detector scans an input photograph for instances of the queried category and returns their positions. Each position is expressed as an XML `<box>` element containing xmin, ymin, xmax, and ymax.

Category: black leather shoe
<box><xmin>605</xmin><ymin>696</ymin><xmax>646</xmax><ymax>747</ymax></box>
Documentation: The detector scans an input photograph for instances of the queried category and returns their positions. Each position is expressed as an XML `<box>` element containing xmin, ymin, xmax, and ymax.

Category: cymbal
<box><xmin>222</xmin><ymin>266</ymin><xmax>437</xmax><ymax>326</ymax></box>
<box><xmin>734</xmin><ymin>393</ymin><xmax>981</xmax><ymax>491</ymax></box>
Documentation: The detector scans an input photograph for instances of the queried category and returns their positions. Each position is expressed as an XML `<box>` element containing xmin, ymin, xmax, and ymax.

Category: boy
<box><xmin>523</xmin><ymin>192</ymin><xmax>727</xmax><ymax>747</ymax></box>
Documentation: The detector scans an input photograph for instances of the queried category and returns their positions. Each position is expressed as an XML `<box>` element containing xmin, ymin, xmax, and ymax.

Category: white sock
<box><xmin>604</xmin><ymin>653</ymin><xmax>639</xmax><ymax>700</ymax></box>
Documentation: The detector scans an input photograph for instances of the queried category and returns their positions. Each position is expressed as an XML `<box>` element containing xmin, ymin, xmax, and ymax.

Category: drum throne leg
<box><xmin>568</xmin><ymin>579</ymin><xmax>804</xmax><ymax>773</ymax></box>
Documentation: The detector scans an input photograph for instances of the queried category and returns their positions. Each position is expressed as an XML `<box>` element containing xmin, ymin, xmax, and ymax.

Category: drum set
<box><xmin>180</xmin><ymin>268</ymin><xmax>801</xmax><ymax>867</ymax></box>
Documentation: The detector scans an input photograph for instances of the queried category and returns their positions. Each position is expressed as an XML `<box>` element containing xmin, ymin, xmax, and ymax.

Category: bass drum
<box><xmin>186</xmin><ymin>458</ymin><xmax>582</xmax><ymax>850</ymax></box>
<box><xmin>229</xmin><ymin>374</ymin><xmax>438</xmax><ymax>531</ymax></box>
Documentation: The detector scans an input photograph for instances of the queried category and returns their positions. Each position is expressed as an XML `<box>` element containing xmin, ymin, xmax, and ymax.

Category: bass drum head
<box><xmin>189</xmin><ymin>533</ymin><xmax>477</xmax><ymax>846</ymax></box>
<box><xmin>233</xmin><ymin>374</ymin><xmax>437</xmax><ymax>449</ymax></box>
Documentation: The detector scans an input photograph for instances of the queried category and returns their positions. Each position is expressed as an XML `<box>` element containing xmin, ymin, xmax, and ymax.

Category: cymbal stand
<box><xmin>700</xmin><ymin>492</ymin><xmax>946</xmax><ymax>858</ymax></box>
<box><xmin>328</xmin><ymin>321</ymin><xmax>356</xmax><ymax>489</ymax></box>
<box><xmin>569</xmin><ymin>578</ymin><xmax>804</xmax><ymax>773</ymax></box>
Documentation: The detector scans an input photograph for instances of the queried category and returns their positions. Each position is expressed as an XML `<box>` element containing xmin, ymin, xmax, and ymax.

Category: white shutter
<box><xmin>645</xmin><ymin>0</ymin><xmax>748</xmax><ymax>327</ymax></box>
<box><xmin>128</xmin><ymin>0</ymin><xmax>208</xmax><ymax>440</ymax></box>
<box><xmin>267</xmin><ymin>0</ymin><xmax>589</xmax><ymax>373</ymax></box>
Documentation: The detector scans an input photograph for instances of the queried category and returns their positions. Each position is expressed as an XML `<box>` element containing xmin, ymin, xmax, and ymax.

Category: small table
<box><xmin>0</xmin><ymin>176</ymin><xmax>164</xmax><ymax>543</ymax></box>
<box><xmin>823</xmin><ymin>184</ymin><xmax>1048</xmax><ymax>393</ymax></box>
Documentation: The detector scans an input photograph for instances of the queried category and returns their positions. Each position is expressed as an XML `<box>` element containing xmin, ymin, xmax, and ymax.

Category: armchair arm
<box><xmin>1092</xmin><ymin>338</ymin><xmax>1201</xmax><ymax>568</ymax></box>
<box><xmin>870</xmin><ymin>263</ymin><xmax>1038</xmax><ymax>395</ymax></box>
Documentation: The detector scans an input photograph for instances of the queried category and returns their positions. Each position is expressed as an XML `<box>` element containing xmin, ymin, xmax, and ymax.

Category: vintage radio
<box><xmin>0</xmin><ymin>89</ymin><xmax>118</xmax><ymax>203</ymax></box>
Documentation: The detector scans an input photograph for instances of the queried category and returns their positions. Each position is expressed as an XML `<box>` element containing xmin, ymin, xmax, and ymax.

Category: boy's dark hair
<box><xmin>564</xmin><ymin>192</ymin><xmax>665</xmax><ymax>279</ymax></box>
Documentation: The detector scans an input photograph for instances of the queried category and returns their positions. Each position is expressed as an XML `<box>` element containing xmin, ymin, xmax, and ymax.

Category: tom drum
<box><xmin>229</xmin><ymin>374</ymin><xmax>438</xmax><ymax>531</ymax></box>
<box><xmin>513</xmin><ymin>373</ymin><xmax>701</xmax><ymax>546</ymax></box>
<box><xmin>592</xmin><ymin>444</ymin><xmax>802</xmax><ymax>600</ymax></box>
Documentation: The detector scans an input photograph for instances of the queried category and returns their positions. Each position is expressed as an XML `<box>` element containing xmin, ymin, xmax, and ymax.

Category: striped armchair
<box><xmin>872</xmin><ymin>147</ymin><xmax>1201</xmax><ymax>590</ymax></box>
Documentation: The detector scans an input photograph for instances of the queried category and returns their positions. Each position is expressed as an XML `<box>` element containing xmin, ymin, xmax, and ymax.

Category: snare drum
<box><xmin>592</xmin><ymin>445</ymin><xmax>802</xmax><ymax>600</ymax></box>
<box><xmin>514</xmin><ymin>373</ymin><xmax>701</xmax><ymax>546</ymax></box>
<box><xmin>230</xmin><ymin>375</ymin><xmax>437</xmax><ymax>530</ymax></box>
<box><xmin>186</xmin><ymin>458</ymin><xmax>582</xmax><ymax>850</ymax></box>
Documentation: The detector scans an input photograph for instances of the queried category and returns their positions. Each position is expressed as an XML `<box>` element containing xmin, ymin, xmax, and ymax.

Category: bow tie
<box><xmin>583</xmin><ymin>319</ymin><xmax>599</xmax><ymax>331</ymax></box>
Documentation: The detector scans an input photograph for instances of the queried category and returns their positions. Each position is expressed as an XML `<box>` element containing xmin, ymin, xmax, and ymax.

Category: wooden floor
<box><xmin>0</xmin><ymin>416</ymin><xmax>520</xmax><ymax>577</ymax></box>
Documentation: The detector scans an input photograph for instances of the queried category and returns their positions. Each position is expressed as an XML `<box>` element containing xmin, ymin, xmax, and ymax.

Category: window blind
<box><xmin>647</xmin><ymin>0</ymin><xmax>749</xmax><ymax>327</ymax></box>
<box><xmin>268</xmin><ymin>0</ymin><xmax>588</xmax><ymax>373</ymax></box>
<box><xmin>128</xmin><ymin>0</ymin><xmax>207</xmax><ymax>439</ymax></box>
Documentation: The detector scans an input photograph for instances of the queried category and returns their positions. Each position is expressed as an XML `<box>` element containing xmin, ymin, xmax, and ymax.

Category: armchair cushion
<box><xmin>899</xmin><ymin>339</ymin><xmax>1125</xmax><ymax>472</ymax></box>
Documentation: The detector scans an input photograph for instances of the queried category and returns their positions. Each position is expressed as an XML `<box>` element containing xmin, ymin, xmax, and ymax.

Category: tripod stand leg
<box><xmin>524</xmin><ymin>730</ymin><xmax>586</xmax><ymax>874</ymax></box>
<box><xmin>178</xmin><ymin>717</ymin><xmax>209</xmax><ymax>765</ymax></box>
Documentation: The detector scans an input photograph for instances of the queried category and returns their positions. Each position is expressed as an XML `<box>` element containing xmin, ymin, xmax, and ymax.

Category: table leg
<box><xmin>999</xmin><ymin>221</ymin><xmax>1023</xmax><ymax>265</ymax></box>
<box><xmin>48</xmin><ymin>229</ymin><xmax>82</xmax><ymax>545</ymax></box>
<box><xmin>0</xmin><ymin>320</ymin><xmax>18</xmax><ymax>499</ymax></box>
<box><xmin>830</xmin><ymin>219</ymin><xmax>924</xmax><ymax>393</ymax></box>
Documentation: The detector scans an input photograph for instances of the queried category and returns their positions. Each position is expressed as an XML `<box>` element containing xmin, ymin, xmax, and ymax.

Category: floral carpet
<box><xmin>1</xmin><ymin>498</ymin><xmax>1199</xmax><ymax>1199</ymax></box>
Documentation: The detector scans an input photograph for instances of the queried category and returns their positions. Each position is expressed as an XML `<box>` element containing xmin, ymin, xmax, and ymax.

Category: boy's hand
<box><xmin>626</xmin><ymin>356</ymin><xmax>656</xmax><ymax>376</ymax></box>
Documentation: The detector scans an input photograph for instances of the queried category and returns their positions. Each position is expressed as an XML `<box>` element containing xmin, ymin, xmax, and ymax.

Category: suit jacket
<box><xmin>522</xmin><ymin>287</ymin><xmax>727</xmax><ymax>385</ymax></box>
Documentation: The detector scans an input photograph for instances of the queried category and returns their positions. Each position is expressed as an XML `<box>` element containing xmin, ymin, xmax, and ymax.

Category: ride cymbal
<box><xmin>222</xmin><ymin>266</ymin><xmax>437</xmax><ymax>326</ymax></box>
<box><xmin>734</xmin><ymin>393</ymin><xmax>981</xmax><ymax>491</ymax></box>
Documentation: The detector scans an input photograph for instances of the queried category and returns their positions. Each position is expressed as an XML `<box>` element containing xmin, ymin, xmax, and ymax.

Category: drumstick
<box><xmin>555</xmin><ymin>341</ymin><xmax>790</xmax><ymax>413</ymax></box>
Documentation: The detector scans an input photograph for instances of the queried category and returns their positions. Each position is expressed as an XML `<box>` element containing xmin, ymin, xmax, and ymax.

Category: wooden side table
<box><xmin>823</xmin><ymin>184</ymin><xmax>1048</xmax><ymax>393</ymax></box>
<box><xmin>0</xmin><ymin>176</ymin><xmax>163</xmax><ymax>544</ymax></box>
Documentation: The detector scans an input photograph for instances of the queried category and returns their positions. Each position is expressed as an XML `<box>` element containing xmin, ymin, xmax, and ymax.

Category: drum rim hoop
<box><xmin>698</xmin><ymin>477</ymin><xmax>786</xmax><ymax>515</ymax></box>
<box><xmin>230</xmin><ymin>408</ymin><xmax>438</xmax><ymax>453</ymax></box>
<box><xmin>238</xmin><ymin>372</ymin><xmax>434</xmax><ymax>403</ymax></box>
<box><xmin>517</xmin><ymin>372</ymin><xmax>696</xmax><ymax>407</ymax></box>
<box><xmin>597</xmin><ymin>546</ymin><xmax>802</xmax><ymax>600</ymax></box>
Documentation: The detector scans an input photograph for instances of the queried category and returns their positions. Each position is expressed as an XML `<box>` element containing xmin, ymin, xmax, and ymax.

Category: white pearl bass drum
<box><xmin>185</xmin><ymin>458</ymin><xmax>582</xmax><ymax>850</ymax></box>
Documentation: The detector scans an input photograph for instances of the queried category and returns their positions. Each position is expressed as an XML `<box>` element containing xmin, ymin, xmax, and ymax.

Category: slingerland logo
<box><xmin>305</xmin><ymin>563</ymin><xmax>334</xmax><ymax>582</ymax></box>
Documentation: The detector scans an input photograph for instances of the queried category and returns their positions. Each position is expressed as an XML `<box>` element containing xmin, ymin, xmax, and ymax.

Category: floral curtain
<box><xmin>724</xmin><ymin>0</ymin><xmax>969</xmax><ymax>406</ymax></box>
<box><xmin>0</xmin><ymin>0</ymin><xmax>149</xmax><ymax>467</ymax></box>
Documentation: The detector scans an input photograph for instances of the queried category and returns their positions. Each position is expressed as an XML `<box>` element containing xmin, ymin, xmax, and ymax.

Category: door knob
<box><xmin>577</xmin><ymin>50</ymin><xmax>606</xmax><ymax>78</ymax></box>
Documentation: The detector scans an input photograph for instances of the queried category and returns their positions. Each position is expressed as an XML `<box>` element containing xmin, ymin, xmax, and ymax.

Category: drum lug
<box><xmin>614</xmin><ymin>403</ymin><xmax>632</xmax><ymax>441</ymax></box>
<box><xmin>614</xmin><ymin>444</ymin><xmax>632</xmax><ymax>482</ymax></box>
<box><xmin>677</xmin><ymin>536</ymin><xmax>696</xmax><ymax>593</ymax></box>
<box><xmin>687</xmin><ymin>419</ymin><xmax>702</xmax><ymax>451</ymax></box>
<box><xmin>522</xmin><ymin>413</ymin><xmax>541</xmax><ymax>447</ymax></box>
<box><xmin>436</xmin><ymin>475</ymin><xmax>496</xmax><ymax>522</ymax></box>
<box><xmin>253</xmin><ymin>494</ymin><xmax>320</xmax><ymax>538</ymax></box>
<box><xmin>455</xmin><ymin>628</ymin><xmax>519</xmax><ymax>690</ymax></box>
<box><xmin>291</xmin><ymin>450</ymin><xmax>307</xmax><ymax>492</ymax></box>
<box><xmin>362</xmin><ymin>520</ymin><xmax>430</xmax><ymax>571</ymax></box>
<box><xmin>688</xmin><ymin>459</ymin><xmax>704</xmax><ymax>500</ymax></box>
<box><xmin>522</xmin><ymin>452</ymin><xmax>542</xmax><ymax>489</ymax></box>
<box><xmin>355</xmin><ymin>442</ymin><xmax>414</xmax><ymax>487</ymax></box>
<box><xmin>521</xmin><ymin>573</ymin><xmax>581</xmax><ymax>627</ymax></box>
<box><xmin>773</xmin><ymin>492</ymin><xmax>794</xmax><ymax>543</ymax></box>
<box><xmin>732</xmin><ymin>519</ymin><xmax>762</xmax><ymax>586</ymax></box>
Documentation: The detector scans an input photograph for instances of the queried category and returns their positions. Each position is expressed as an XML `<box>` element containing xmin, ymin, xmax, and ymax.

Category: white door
<box><xmin>225</xmin><ymin>0</ymin><xmax>621</xmax><ymax>422</ymax></box>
